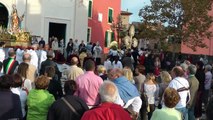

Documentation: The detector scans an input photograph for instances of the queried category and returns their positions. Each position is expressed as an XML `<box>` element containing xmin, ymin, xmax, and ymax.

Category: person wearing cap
<box><xmin>39</xmin><ymin>50</ymin><xmax>61</xmax><ymax>78</ymax></box>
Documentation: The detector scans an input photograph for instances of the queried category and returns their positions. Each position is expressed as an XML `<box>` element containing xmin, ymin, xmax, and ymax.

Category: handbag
<box><xmin>61</xmin><ymin>97</ymin><xmax>80</xmax><ymax>117</ymax></box>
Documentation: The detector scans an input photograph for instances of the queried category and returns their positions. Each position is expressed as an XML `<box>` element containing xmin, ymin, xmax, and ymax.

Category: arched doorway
<box><xmin>0</xmin><ymin>3</ymin><xmax>9</xmax><ymax>28</ymax></box>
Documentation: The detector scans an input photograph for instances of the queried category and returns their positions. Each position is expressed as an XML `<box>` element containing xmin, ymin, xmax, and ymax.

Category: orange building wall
<box><xmin>181</xmin><ymin>4</ymin><xmax>213</xmax><ymax>56</ymax></box>
<box><xmin>88</xmin><ymin>0</ymin><xmax>121</xmax><ymax>52</ymax></box>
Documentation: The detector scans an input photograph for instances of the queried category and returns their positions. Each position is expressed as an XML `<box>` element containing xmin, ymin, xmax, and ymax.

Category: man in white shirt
<box><xmin>104</xmin><ymin>56</ymin><xmax>113</xmax><ymax>71</ymax></box>
<box><xmin>93</xmin><ymin>42</ymin><xmax>102</xmax><ymax>65</ymax></box>
<box><xmin>168</xmin><ymin>66</ymin><xmax>190</xmax><ymax>120</ymax></box>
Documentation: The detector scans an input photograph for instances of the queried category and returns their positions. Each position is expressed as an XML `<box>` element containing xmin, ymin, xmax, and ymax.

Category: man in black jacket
<box><xmin>40</xmin><ymin>50</ymin><xmax>61</xmax><ymax>78</ymax></box>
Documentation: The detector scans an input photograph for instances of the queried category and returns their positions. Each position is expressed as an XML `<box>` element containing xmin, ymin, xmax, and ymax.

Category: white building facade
<box><xmin>0</xmin><ymin>0</ymin><xmax>88</xmax><ymax>45</ymax></box>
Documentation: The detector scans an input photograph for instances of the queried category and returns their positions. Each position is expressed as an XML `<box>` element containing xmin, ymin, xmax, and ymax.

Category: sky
<box><xmin>121</xmin><ymin>0</ymin><xmax>151</xmax><ymax>23</ymax></box>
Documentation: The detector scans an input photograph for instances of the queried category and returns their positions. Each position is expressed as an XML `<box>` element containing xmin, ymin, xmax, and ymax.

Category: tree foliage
<box><xmin>139</xmin><ymin>0</ymin><xmax>213</xmax><ymax>51</ymax></box>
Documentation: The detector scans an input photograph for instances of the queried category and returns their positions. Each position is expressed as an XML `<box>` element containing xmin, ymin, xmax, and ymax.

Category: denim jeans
<box><xmin>188</xmin><ymin>107</ymin><xmax>195</xmax><ymax>120</ymax></box>
<box><xmin>176</xmin><ymin>107</ymin><xmax>188</xmax><ymax>120</ymax></box>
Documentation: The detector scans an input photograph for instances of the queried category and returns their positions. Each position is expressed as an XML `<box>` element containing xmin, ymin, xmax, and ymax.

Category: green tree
<box><xmin>139</xmin><ymin>0</ymin><xmax>213</xmax><ymax>51</ymax></box>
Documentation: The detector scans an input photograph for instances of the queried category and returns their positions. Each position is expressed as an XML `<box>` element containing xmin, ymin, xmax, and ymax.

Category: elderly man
<box><xmin>65</xmin><ymin>56</ymin><xmax>84</xmax><ymax>81</ymax></box>
<box><xmin>203</xmin><ymin>64</ymin><xmax>212</xmax><ymax>108</ymax></box>
<box><xmin>168</xmin><ymin>66</ymin><xmax>190</xmax><ymax>120</ymax></box>
<box><xmin>74</xmin><ymin>59</ymin><xmax>103</xmax><ymax>108</ymax></box>
<box><xmin>22</xmin><ymin>53</ymin><xmax>37</xmax><ymax>83</ymax></box>
<box><xmin>187</xmin><ymin>64</ymin><xmax>199</xmax><ymax>120</ymax></box>
<box><xmin>81</xmin><ymin>81</ymin><xmax>131</xmax><ymax>120</ymax></box>
<box><xmin>108</xmin><ymin>68</ymin><xmax>142</xmax><ymax>116</ymax></box>
<box><xmin>39</xmin><ymin>50</ymin><xmax>61</xmax><ymax>79</ymax></box>
<box><xmin>3</xmin><ymin>49</ymin><xmax>19</xmax><ymax>75</ymax></box>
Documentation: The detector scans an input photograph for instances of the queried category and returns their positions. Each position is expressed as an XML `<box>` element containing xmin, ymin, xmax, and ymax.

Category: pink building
<box><xmin>87</xmin><ymin>0</ymin><xmax>121</xmax><ymax>53</ymax></box>
<box><xmin>181</xmin><ymin>5</ymin><xmax>213</xmax><ymax>56</ymax></box>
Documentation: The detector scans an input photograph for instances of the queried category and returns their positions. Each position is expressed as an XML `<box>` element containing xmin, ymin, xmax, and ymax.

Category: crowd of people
<box><xmin>0</xmin><ymin>39</ymin><xmax>213</xmax><ymax>120</ymax></box>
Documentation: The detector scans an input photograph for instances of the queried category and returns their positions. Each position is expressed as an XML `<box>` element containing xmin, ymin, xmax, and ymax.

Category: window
<box><xmin>87</xmin><ymin>28</ymin><xmax>91</xmax><ymax>43</ymax></box>
<box><xmin>88</xmin><ymin>0</ymin><xmax>93</xmax><ymax>18</ymax></box>
<box><xmin>105</xmin><ymin>31</ymin><xmax>114</xmax><ymax>47</ymax></box>
<box><xmin>108</xmin><ymin>8</ymin><xmax>113</xmax><ymax>23</ymax></box>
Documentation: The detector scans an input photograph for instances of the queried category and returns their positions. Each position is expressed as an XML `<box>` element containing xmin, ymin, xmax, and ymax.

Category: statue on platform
<box><xmin>10</xmin><ymin>4</ymin><xmax>24</xmax><ymax>33</ymax></box>
<box><xmin>123</xmin><ymin>25</ymin><xmax>138</xmax><ymax>49</ymax></box>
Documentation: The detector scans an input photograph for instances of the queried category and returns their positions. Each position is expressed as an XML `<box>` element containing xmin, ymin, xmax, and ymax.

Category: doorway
<box><xmin>0</xmin><ymin>3</ymin><xmax>9</xmax><ymax>28</ymax></box>
<box><xmin>49</xmin><ymin>22</ymin><xmax>66</xmax><ymax>45</ymax></box>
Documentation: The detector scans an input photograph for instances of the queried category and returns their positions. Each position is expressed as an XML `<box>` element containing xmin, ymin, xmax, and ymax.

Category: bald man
<box><xmin>65</xmin><ymin>57</ymin><xmax>84</xmax><ymax>81</ymax></box>
<box><xmin>81</xmin><ymin>81</ymin><xmax>131</xmax><ymax>120</ymax></box>
<box><xmin>22</xmin><ymin>53</ymin><xmax>37</xmax><ymax>82</ymax></box>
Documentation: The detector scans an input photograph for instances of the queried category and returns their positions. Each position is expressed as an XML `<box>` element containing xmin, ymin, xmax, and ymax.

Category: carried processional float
<box><xmin>0</xmin><ymin>4</ymin><xmax>30</xmax><ymax>47</ymax></box>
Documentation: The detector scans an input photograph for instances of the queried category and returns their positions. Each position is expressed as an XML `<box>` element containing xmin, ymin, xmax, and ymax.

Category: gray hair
<box><xmin>188</xmin><ymin>64</ymin><xmax>197</xmax><ymax>75</ymax></box>
<box><xmin>180</xmin><ymin>63</ymin><xmax>188</xmax><ymax>72</ymax></box>
<box><xmin>205</xmin><ymin>64</ymin><xmax>212</xmax><ymax>71</ymax></box>
<box><xmin>99</xmin><ymin>81</ymin><xmax>118</xmax><ymax>103</ymax></box>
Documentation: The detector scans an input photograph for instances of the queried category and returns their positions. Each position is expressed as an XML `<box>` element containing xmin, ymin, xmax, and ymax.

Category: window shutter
<box><xmin>111</xmin><ymin>32</ymin><xmax>115</xmax><ymax>41</ymax></box>
<box><xmin>108</xmin><ymin>9</ymin><xmax>113</xmax><ymax>23</ymax></box>
<box><xmin>88</xmin><ymin>1</ymin><xmax>92</xmax><ymax>17</ymax></box>
<box><xmin>87</xmin><ymin>28</ymin><xmax>91</xmax><ymax>42</ymax></box>
<box><xmin>105</xmin><ymin>31</ymin><xmax>108</xmax><ymax>47</ymax></box>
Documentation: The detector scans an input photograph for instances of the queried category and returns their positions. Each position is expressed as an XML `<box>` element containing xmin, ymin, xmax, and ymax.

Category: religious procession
<box><xmin>1</xmin><ymin>1</ymin><xmax>213</xmax><ymax>120</ymax></box>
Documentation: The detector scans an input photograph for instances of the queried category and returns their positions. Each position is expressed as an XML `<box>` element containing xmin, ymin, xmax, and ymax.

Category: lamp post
<box><xmin>111</xmin><ymin>15</ymin><xmax>123</xmax><ymax>49</ymax></box>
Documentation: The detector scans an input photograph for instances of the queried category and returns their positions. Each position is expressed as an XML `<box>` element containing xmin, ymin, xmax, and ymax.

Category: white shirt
<box><xmin>11</xmin><ymin>87</ymin><xmax>27</xmax><ymax>117</ymax></box>
<box><xmin>38</xmin><ymin>50</ymin><xmax>47</xmax><ymax>70</ymax></box>
<box><xmin>205</xmin><ymin>71</ymin><xmax>212</xmax><ymax>90</ymax></box>
<box><xmin>52</xmin><ymin>41</ymin><xmax>59</xmax><ymax>50</ymax></box>
<box><xmin>0</xmin><ymin>48</ymin><xmax>5</xmax><ymax>62</ymax></box>
<box><xmin>112</xmin><ymin>61</ymin><xmax>123</xmax><ymax>69</ymax></box>
<box><xmin>104</xmin><ymin>60</ymin><xmax>113</xmax><ymax>71</ymax></box>
<box><xmin>115</xmin><ymin>93</ymin><xmax>142</xmax><ymax>113</ymax></box>
<box><xmin>27</xmin><ymin>49</ymin><xmax>39</xmax><ymax>68</ymax></box>
<box><xmin>168</xmin><ymin>77</ymin><xmax>190</xmax><ymax>108</ymax></box>
<box><xmin>93</xmin><ymin>46</ymin><xmax>102</xmax><ymax>58</ymax></box>
<box><xmin>23</xmin><ymin>78</ymin><xmax>33</xmax><ymax>91</ymax></box>
<box><xmin>16</xmin><ymin>48</ymin><xmax>24</xmax><ymax>64</ymax></box>
<box><xmin>109</xmin><ymin>49</ymin><xmax>118</xmax><ymax>56</ymax></box>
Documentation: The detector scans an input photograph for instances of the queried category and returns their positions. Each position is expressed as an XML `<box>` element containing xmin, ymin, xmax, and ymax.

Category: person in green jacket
<box><xmin>27</xmin><ymin>75</ymin><xmax>55</xmax><ymax>120</ymax></box>
<box><xmin>151</xmin><ymin>87</ymin><xmax>182</xmax><ymax>120</ymax></box>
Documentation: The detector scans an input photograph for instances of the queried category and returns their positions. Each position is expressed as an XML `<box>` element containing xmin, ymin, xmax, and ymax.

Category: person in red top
<box><xmin>81</xmin><ymin>81</ymin><xmax>131</xmax><ymax>120</ymax></box>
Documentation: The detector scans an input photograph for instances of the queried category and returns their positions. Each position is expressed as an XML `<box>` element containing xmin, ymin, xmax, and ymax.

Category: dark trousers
<box><xmin>148</xmin><ymin>104</ymin><xmax>155</xmax><ymax>120</ymax></box>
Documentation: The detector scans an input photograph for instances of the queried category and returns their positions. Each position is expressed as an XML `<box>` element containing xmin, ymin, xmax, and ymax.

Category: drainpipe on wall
<box><xmin>73</xmin><ymin>0</ymin><xmax>77</xmax><ymax>40</ymax></box>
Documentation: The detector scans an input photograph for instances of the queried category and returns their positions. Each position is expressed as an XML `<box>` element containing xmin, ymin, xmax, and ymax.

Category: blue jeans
<box><xmin>188</xmin><ymin>107</ymin><xmax>195</xmax><ymax>120</ymax></box>
<box><xmin>176</xmin><ymin>107</ymin><xmax>188</xmax><ymax>120</ymax></box>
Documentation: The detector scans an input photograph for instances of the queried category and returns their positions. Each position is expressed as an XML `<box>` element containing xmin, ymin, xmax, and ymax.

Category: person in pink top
<box><xmin>74</xmin><ymin>59</ymin><xmax>103</xmax><ymax>108</ymax></box>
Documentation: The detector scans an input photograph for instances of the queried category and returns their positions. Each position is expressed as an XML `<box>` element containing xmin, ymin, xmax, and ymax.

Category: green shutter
<box><xmin>108</xmin><ymin>9</ymin><xmax>113</xmax><ymax>23</ymax></box>
<box><xmin>111</xmin><ymin>32</ymin><xmax>115</xmax><ymax>41</ymax></box>
<box><xmin>88</xmin><ymin>1</ymin><xmax>92</xmax><ymax>17</ymax></box>
<box><xmin>105</xmin><ymin>31</ymin><xmax>108</xmax><ymax>47</ymax></box>
<box><xmin>87</xmin><ymin>28</ymin><xmax>90</xmax><ymax>42</ymax></box>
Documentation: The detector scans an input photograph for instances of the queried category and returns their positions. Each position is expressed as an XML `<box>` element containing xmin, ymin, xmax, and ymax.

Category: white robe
<box><xmin>16</xmin><ymin>48</ymin><xmax>24</xmax><ymax>64</ymax></box>
<box><xmin>38</xmin><ymin>50</ymin><xmax>47</xmax><ymax>70</ymax></box>
<box><xmin>27</xmin><ymin>49</ymin><xmax>39</xmax><ymax>69</ymax></box>
<box><xmin>0</xmin><ymin>48</ymin><xmax>5</xmax><ymax>63</ymax></box>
